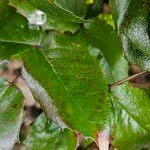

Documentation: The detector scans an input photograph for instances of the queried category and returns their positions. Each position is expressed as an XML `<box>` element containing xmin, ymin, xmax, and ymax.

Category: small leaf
<box><xmin>110</xmin><ymin>0</ymin><xmax>150</xmax><ymax>71</ymax></box>
<box><xmin>0</xmin><ymin>78</ymin><xmax>24</xmax><ymax>149</ymax></box>
<box><xmin>24</xmin><ymin>113</ymin><xmax>78</xmax><ymax>150</ymax></box>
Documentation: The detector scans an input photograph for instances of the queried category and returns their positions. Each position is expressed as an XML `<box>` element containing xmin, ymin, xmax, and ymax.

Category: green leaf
<box><xmin>0</xmin><ymin>78</ymin><xmax>24</xmax><ymax>149</ymax></box>
<box><xmin>110</xmin><ymin>0</ymin><xmax>150</xmax><ymax>71</ymax></box>
<box><xmin>12</xmin><ymin>31</ymin><xmax>111</xmax><ymax>138</ymax></box>
<box><xmin>0</xmin><ymin>4</ymin><xmax>43</xmax><ymax>46</ymax></box>
<box><xmin>54</xmin><ymin>0</ymin><xmax>87</xmax><ymax>17</ymax></box>
<box><xmin>120</xmin><ymin>34</ymin><xmax>150</xmax><ymax>71</ymax></box>
<box><xmin>24</xmin><ymin>113</ymin><xmax>77</xmax><ymax>150</ymax></box>
<box><xmin>0</xmin><ymin>42</ymin><xmax>31</xmax><ymax>60</ymax></box>
<box><xmin>84</xmin><ymin>16</ymin><xmax>128</xmax><ymax>83</ymax></box>
<box><xmin>9</xmin><ymin>0</ymin><xmax>86</xmax><ymax>33</ymax></box>
<box><xmin>1</xmin><ymin>0</ymin><xmax>111</xmax><ymax>139</ymax></box>
<box><xmin>85</xmin><ymin>17</ymin><xmax>150</xmax><ymax>149</ymax></box>
<box><xmin>0</xmin><ymin>1</ymin><xmax>44</xmax><ymax>59</ymax></box>
<box><xmin>110</xmin><ymin>96</ymin><xmax>150</xmax><ymax>150</ymax></box>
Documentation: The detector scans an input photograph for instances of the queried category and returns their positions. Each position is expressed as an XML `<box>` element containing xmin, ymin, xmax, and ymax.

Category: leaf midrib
<box><xmin>39</xmin><ymin>49</ymin><xmax>83</xmax><ymax>112</ymax></box>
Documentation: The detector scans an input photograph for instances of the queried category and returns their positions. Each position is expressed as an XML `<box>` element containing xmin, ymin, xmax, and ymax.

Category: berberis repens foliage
<box><xmin>0</xmin><ymin>0</ymin><xmax>150</xmax><ymax>149</ymax></box>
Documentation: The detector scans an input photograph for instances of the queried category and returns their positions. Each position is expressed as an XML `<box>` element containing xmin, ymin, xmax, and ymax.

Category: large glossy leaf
<box><xmin>85</xmin><ymin>17</ymin><xmax>150</xmax><ymax>149</ymax></box>
<box><xmin>110</xmin><ymin>0</ymin><xmax>150</xmax><ymax>71</ymax></box>
<box><xmin>111</xmin><ymin>85</ymin><xmax>150</xmax><ymax>150</ymax></box>
<box><xmin>9</xmin><ymin>0</ymin><xmax>86</xmax><ymax>33</ymax></box>
<box><xmin>12</xmin><ymin>31</ymin><xmax>111</xmax><ymax>138</ymax></box>
<box><xmin>0</xmin><ymin>77</ymin><xmax>24</xmax><ymax>149</ymax></box>
<box><xmin>24</xmin><ymin>113</ymin><xmax>78</xmax><ymax>150</ymax></box>
<box><xmin>1</xmin><ymin>0</ymin><xmax>111</xmax><ymax>139</ymax></box>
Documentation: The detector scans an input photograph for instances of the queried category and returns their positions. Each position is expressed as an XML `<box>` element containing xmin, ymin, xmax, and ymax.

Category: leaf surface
<box><xmin>0</xmin><ymin>4</ymin><xmax>42</xmax><ymax>46</ymax></box>
<box><xmin>1</xmin><ymin>0</ymin><xmax>111</xmax><ymax>139</ymax></box>
<box><xmin>110</xmin><ymin>0</ymin><xmax>150</xmax><ymax>71</ymax></box>
<box><xmin>13</xmin><ymin>31</ymin><xmax>111</xmax><ymax>138</ymax></box>
<box><xmin>85</xmin><ymin>17</ymin><xmax>150</xmax><ymax>149</ymax></box>
<box><xmin>54</xmin><ymin>0</ymin><xmax>87</xmax><ymax>17</ymax></box>
<box><xmin>9</xmin><ymin>0</ymin><xmax>86</xmax><ymax>32</ymax></box>
<box><xmin>24</xmin><ymin>113</ymin><xmax>77</xmax><ymax>150</ymax></box>
<box><xmin>0</xmin><ymin>78</ymin><xmax>24</xmax><ymax>149</ymax></box>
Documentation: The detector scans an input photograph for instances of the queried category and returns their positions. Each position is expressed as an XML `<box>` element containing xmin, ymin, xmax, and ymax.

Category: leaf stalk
<box><xmin>109</xmin><ymin>70</ymin><xmax>147</xmax><ymax>89</ymax></box>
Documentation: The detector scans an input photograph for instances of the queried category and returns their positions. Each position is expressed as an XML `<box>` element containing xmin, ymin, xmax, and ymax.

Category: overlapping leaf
<box><xmin>9</xmin><ymin>0</ymin><xmax>87</xmax><ymax>33</ymax></box>
<box><xmin>24</xmin><ymin>113</ymin><xmax>78</xmax><ymax>150</ymax></box>
<box><xmin>0</xmin><ymin>78</ymin><xmax>24</xmax><ymax>149</ymax></box>
<box><xmin>85</xmin><ymin>17</ymin><xmax>150</xmax><ymax>149</ymax></box>
<box><xmin>110</xmin><ymin>0</ymin><xmax>150</xmax><ymax>71</ymax></box>
<box><xmin>0</xmin><ymin>2</ymin><xmax>43</xmax><ymax>46</ymax></box>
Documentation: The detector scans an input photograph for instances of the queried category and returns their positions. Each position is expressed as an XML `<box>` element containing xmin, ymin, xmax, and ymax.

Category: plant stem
<box><xmin>109</xmin><ymin>70</ymin><xmax>147</xmax><ymax>89</ymax></box>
